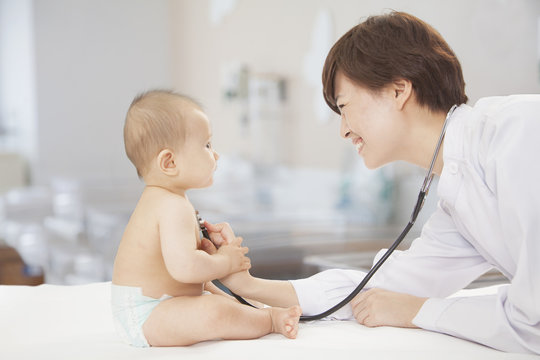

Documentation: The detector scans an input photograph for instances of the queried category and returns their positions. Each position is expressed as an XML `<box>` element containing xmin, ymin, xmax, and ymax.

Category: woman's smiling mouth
<box><xmin>353</xmin><ymin>137</ymin><xmax>364</xmax><ymax>154</ymax></box>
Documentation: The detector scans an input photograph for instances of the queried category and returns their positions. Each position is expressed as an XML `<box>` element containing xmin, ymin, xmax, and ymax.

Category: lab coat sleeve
<box><xmin>414</xmin><ymin>98</ymin><xmax>540</xmax><ymax>354</ymax></box>
<box><xmin>366</xmin><ymin>203</ymin><xmax>493</xmax><ymax>298</ymax></box>
<box><xmin>291</xmin><ymin>202</ymin><xmax>492</xmax><ymax>320</ymax></box>
<box><xmin>291</xmin><ymin>268</ymin><xmax>368</xmax><ymax>320</ymax></box>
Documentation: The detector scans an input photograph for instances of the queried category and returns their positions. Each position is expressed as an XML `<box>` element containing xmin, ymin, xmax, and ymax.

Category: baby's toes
<box><xmin>286</xmin><ymin>321</ymin><xmax>298</xmax><ymax>338</ymax></box>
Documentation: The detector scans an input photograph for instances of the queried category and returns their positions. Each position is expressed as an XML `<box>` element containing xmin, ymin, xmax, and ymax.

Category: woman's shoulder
<box><xmin>467</xmin><ymin>95</ymin><xmax>540</xmax><ymax>186</ymax></box>
<box><xmin>462</xmin><ymin>94</ymin><xmax>540</xmax><ymax>146</ymax></box>
<box><xmin>472</xmin><ymin>94</ymin><xmax>540</xmax><ymax>120</ymax></box>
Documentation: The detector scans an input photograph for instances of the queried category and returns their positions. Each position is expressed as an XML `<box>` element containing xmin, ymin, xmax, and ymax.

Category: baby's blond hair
<box><xmin>124</xmin><ymin>90</ymin><xmax>201</xmax><ymax>178</ymax></box>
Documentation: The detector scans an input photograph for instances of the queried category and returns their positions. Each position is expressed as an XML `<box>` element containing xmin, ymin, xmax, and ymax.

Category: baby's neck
<box><xmin>145</xmin><ymin>183</ymin><xmax>187</xmax><ymax>197</ymax></box>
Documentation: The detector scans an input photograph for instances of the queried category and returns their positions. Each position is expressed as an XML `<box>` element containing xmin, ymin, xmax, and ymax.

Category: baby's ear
<box><xmin>156</xmin><ymin>149</ymin><xmax>179</xmax><ymax>176</ymax></box>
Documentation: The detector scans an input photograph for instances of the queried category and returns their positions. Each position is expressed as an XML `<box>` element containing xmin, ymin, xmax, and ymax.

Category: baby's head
<box><xmin>124</xmin><ymin>90</ymin><xmax>217</xmax><ymax>187</ymax></box>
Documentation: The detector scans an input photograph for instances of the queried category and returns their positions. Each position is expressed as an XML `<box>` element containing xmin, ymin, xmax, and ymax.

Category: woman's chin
<box><xmin>363</xmin><ymin>157</ymin><xmax>387</xmax><ymax>170</ymax></box>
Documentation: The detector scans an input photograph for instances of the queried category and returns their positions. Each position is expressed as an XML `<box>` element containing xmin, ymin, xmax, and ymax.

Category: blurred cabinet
<box><xmin>0</xmin><ymin>245</ymin><xmax>43</xmax><ymax>285</ymax></box>
<box><xmin>0</xmin><ymin>152</ymin><xmax>27</xmax><ymax>194</ymax></box>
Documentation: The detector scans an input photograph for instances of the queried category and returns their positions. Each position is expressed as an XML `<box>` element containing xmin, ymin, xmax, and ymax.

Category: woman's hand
<box><xmin>351</xmin><ymin>288</ymin><xmax>427</xmax><ymax>328</ymax></box>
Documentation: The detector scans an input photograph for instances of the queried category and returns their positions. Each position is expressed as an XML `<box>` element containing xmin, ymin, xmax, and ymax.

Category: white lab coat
<box><xmin>291</xmin><ymin>95</ymin><xmax>540</xmax><ymax>354</ymax></box>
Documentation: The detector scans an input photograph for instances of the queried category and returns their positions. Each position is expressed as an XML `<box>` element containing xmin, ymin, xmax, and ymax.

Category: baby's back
<box><xmin>112</xmin><ymin>187</ymin><xmax>204</xmax><ymax>299</ymax></box>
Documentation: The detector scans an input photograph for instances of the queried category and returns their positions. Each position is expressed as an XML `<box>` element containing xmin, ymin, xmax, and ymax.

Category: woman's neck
<box><xmin>402</xmin><ymin>107</ymin><xmax>447</xmax><ymax>175</ymax></box>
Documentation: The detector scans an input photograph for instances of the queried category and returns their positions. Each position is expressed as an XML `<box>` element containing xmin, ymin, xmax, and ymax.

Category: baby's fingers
<box><xmin>200</xmin><ymin>238</ymin><xmax>218</xmax><ymax>255</ymax></box>
<box><xmin>230</xmin><ymin>236</ymin><xmax>243</xmax><ymax>246</ymax></box>
<box><xmin>242</xmin><ymin>258</ymin><xmax>252</xmax><ymax>270</ymax></box>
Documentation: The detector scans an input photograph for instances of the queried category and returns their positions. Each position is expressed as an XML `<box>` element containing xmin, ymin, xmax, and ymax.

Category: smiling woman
<box><xmin>299</xmin><ymin>11</ymin><xmax>540</xmax><ymax>354</ymax></box>
<box><xmin>216</xmin><ymin>11</ymin><xmax>540</xmax><ymax>355</ymax></box>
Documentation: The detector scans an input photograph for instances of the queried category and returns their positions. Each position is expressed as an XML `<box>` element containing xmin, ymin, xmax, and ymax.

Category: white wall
<box><xmin>32</xmin><ymin>0</ymin><xmax>174</xmax><ymax>185</ymax></box>
<box><xmin>171</xmin><ymin>0</ymin><xmax>540</xmax><ymax>170</ymax></box>
<box><xmin>0</xmin><ymin>0</ymin><xmax>36</xmax><ymax>165</ymax></box>
<box><xmin>2</xmin><ymin>0</ymin><xmax>540</xmax><ymax>187</ymax></box>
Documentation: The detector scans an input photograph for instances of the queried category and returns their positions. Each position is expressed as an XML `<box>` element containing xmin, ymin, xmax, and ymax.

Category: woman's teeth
<box><xmin>355</xmin><ymin>138</ymin><xmax>364</xmax><ymax>153</ymax></box>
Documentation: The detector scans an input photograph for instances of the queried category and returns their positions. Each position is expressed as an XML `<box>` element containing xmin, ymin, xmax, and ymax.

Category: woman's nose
<box><xmin>214</xmin><ymin>150</ymin><xmax>220</xmax><ymax>161</ymax></box>
<box><xmin>340</xmin><ymin>117</ymin><xmax>351</xmax><ymax>139</ymax></box>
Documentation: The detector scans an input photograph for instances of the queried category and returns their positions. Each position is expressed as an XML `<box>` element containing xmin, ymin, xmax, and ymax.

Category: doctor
<box><xmin>205</xmin><ymin>11</ymin><xmax>540</xmax><ymax>354</ymax></box>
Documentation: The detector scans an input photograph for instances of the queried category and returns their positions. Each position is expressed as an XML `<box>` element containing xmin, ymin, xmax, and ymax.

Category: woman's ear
<box><xmin>392</xmin><ymin>78</ymin><xmax>413</xmax><ymax>110</ymax></box>
<box><xmin>156</xmin><ymin>149</ymin><xmax>179</xmax><ymax>176</ymax></box>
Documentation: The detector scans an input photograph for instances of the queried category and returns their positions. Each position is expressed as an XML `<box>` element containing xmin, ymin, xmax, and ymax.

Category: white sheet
<box><xmin>0</xmin><ymin>282</ymin><xmax>536</xmax><ymax>359</ymax></box>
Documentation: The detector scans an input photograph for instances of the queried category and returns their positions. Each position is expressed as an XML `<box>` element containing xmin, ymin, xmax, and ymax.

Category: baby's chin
<box><xmin>196</xmin><ymin>177</ymin><xmax>214</xmax><ymax>189</ymax></box>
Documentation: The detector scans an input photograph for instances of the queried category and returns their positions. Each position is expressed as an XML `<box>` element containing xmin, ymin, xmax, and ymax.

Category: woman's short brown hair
<box><xmin>322</xmin><ymin>11</ymin><xmax>467</xmax><ymax>114</ymax></box>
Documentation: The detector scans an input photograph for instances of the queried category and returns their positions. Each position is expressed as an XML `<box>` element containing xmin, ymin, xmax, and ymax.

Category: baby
<box><xmin>111</xmin><ymin>90</ymin><xmax>301</xmax><ymax>347</ymax></box>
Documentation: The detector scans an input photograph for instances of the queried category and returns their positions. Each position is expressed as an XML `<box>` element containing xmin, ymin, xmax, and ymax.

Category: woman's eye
<box><xmin>206</xmin><ymin>142</ymin><xmax>212</xmax><ymax>149</ymax></box>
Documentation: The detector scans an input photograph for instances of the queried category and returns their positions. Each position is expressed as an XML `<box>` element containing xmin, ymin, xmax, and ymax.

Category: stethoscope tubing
<box><xmin>298</xmin><ymin>193</ymin><xmax>422</xmax><ymax>321</ymax></box>
<box><xmin>196</xmin><ymin>213</ymin><xmax>257</xmax><ymax>307</ymax></box>
<box><xmin>200</xmin><ymin>193</ymin><xmax>421</xmax><ymax>321</ymax></box>
<box><xmin>199</xmin><ymin>105</ymin><xmax>457</xmax><ymax>321</ymax></box>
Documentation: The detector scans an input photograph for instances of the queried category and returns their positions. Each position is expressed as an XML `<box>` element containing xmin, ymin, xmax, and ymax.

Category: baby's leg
<box><xmin>143</xmin><ymin>294</ymin><xmax>301</xmax><ymax>346</ymax></box>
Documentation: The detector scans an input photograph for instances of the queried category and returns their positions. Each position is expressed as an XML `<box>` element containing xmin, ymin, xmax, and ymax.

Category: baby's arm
<box><xmin>159</xmin><ymin>197</ymin><xmax>250</xmax><ymax>283</ymax></box>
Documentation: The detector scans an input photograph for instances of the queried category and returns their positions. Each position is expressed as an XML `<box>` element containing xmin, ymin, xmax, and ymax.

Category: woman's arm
<box><xmin>202</xmin><ymin>222</ymin><xmax>300</xmax><ymax>308</ymax></box>
<box><xmin>289</xmin><ymin>204</ymin><xmax>492</xmax><ymax>320</ymax></box>
<box><xmin>348</xmin><ymin>98</ymin><xmax>540</xmax><ymax>354</ymax></box>
<box><xmin>410</xmin><ymin>98</ymin><xmax>540</xmax><ymax>354</ymax></box>
<box><xmin>221</xmin><ymin>271</ymin><xmax>300</xmax><ymax>308</ymax></box>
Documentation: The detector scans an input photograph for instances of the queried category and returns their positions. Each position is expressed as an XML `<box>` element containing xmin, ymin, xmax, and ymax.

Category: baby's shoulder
<box><xmin>142</xmin><ymin>187</ymin><xmax>193</xmax><ymax>217</ymax></box>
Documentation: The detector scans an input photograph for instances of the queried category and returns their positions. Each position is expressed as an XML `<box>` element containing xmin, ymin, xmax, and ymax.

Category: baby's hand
<box><xmin>200</xmin><ymin>237</ymin><xmax>218</xmax><ymax>255</ymax></box>
<box><xmin>217</xmin><ymin>236</ymin><xmax>251</xmax><ymax>274</ymax></box>
<box><xmin>204</xmin><ymin>221</ymin><xmax>237</xmax><ymax>248</ymax></box>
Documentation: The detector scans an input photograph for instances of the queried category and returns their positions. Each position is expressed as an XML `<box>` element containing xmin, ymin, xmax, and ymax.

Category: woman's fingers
<box><xmin>351</xmin><ymin>291</ymin><xmax>371</xmax><ymax>324</ymax></box>
<box><xmin>350</xmin><ymin>288</ymin><xmax>426</xmax><ymax>328</ymax></box>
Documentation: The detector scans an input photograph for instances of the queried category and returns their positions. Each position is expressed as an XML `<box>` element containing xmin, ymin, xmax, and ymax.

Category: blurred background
<box><xmin>1</xmin><ymin>0</ymin><xmax>538</xmax><ymax>286</ymax></box>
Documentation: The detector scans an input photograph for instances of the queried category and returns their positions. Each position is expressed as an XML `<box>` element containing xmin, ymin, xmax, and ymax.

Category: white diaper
<box><xmin>111</xmin><ymin>284</ymin><xmax>172</xmax><ymax>347</ymax></box>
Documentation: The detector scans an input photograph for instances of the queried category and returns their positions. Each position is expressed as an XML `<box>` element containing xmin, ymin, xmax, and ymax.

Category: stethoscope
<box><xmin>198</xmin><ymin>104</ymin><xmax>458</xmax><ymax>321</ymax></box>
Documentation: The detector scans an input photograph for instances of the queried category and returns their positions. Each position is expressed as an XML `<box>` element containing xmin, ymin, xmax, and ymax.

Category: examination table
<box><xmin>1</xmin><ymin>282</ymin><xmax>536</xmax><ymax>359</ymax></box>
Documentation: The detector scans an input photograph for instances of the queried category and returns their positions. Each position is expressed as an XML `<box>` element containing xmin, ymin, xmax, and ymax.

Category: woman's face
<box><xmin>334</xmin><ymin>71</ymin><xmax>406</xmax><ymax>169</ymax></box>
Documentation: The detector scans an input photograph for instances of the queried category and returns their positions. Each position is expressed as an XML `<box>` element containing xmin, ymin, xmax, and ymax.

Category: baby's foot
<box><xmin>269</xmin><ymin>305</ymin><xmax>301</xmax><ymax>339</ymax></box>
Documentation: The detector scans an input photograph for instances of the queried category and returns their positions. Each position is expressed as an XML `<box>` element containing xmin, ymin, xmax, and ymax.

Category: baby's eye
<box><xmin>206</xmin><ymin>142</ymin><xmax>212</xmax><ymax>149</ymax></box>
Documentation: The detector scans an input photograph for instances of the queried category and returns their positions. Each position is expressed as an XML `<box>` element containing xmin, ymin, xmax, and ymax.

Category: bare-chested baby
<box><xmin>111</xmin><ymin>90</ymin><xmax>301</xmax><ymax>347</ymax></box>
